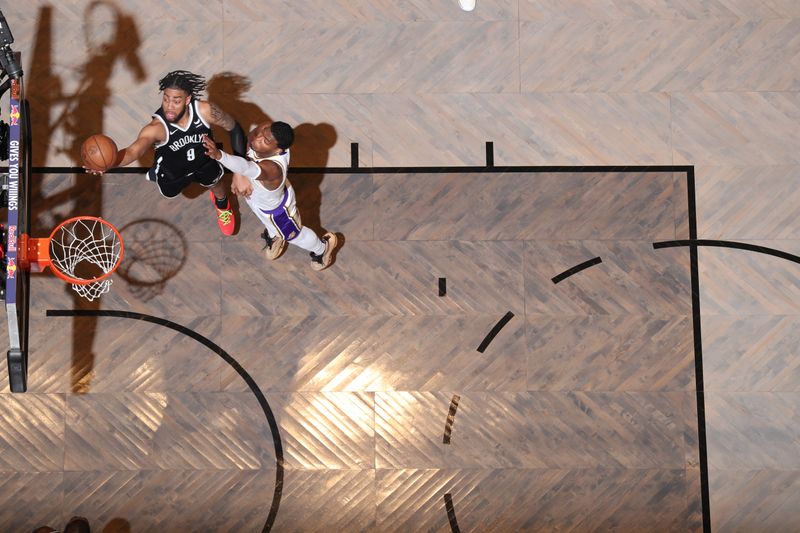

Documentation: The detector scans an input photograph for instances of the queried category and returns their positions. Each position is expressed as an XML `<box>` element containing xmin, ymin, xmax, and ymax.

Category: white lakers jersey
<box><xmin>247</xmin><ymin>147</ymin><xmax>290</xmax><ymax>211</ymax></box>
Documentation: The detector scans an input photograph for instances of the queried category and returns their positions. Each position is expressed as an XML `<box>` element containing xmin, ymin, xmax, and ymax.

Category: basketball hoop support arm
<box><xmin>17</xmin><ymin>234</ymin><xmax>50</xmax><ymax>273</ymax></box>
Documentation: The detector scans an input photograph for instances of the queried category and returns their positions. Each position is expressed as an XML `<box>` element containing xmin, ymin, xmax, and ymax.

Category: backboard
<box><xmin>1</xmin><ymin>74</ymin><xmax>30</xmax><ymax>393</ymax></box>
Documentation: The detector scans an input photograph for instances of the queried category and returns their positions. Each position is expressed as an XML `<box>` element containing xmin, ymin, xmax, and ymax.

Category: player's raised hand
<box><xmin>202</xmin><ymin>135</ymin><xmax>221</xmax><ymax>160</ymax></box>
<box><xmin>231</xmin><ymin>172</ymin><xmax>253</xmax><ymax>199</ymax></box>
<box><xmin>81</xmin><ymin>134</ymin><xmax>118</xmax><ymax>175</ymax></box>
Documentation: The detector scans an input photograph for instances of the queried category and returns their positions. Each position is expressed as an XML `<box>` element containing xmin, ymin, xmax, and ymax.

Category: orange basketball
<box><xmin>81</xmin><ymin>134</ymin><xmax>118</xmax><ymax>172</ymax></box>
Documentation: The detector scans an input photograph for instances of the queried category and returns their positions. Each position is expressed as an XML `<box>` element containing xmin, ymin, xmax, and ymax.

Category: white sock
<box><xmin>289</xmin><ymin>227</ymin><xmax>325</xmax><ymax>255</ymax></box>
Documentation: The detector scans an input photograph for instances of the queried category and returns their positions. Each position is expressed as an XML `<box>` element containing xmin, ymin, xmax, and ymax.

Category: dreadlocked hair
<box><xmin>158</xmin><ymin>70</ymin><xmax>207</xmax><ymax>99</ymax></box>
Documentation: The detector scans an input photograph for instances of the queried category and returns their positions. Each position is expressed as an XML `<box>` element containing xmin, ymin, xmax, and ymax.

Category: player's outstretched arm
<box><xmin>202</xmin><ymin>134</ymin><xmax>260</xmax><ymax>178</ymax></box>
<box><xmin>199</xmin><ymin>101</ymin><xmax>246</xmax><ymax>156</ymax></box>
<box><xmin>84</xmin><ymin>121</ymin><xmax>162</xmax><ymax>175</ymax></box>
<box><xmin>117</xmin><ymin>122</ymin><xmax>163</xmax><ymax>167</ymax></box>
<box><xmin>201</xmin><ymin>135</ymin><xmax>283</xmax><ymax>195</ymax></box>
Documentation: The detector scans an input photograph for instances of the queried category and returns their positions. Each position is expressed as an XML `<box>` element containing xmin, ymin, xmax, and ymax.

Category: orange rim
<box><xmin>46</xmin><ymin>216</ymin><xmax>125</xmax><ymax>285</ymax></box>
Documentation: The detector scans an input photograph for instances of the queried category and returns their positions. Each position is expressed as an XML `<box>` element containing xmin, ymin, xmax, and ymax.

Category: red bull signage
<box><xmin>7</xmin><ymin>225</ymin><xmax>16</xmax><ymax>253</ymax></box>
<box><xmin>9</xmin><ymin>104</ymin><xmax>19</xmax><ymax>126</ymax></box>
<box><xmin>5</xmin><ymin>78</ymin><xmax>22</xmax><ymax>306</ymax></box>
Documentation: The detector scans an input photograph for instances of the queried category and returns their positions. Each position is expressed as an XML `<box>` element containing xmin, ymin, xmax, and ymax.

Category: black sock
<box><xmin>214</xmin><ymin>195</ymin><xmax>228</xmax><ymax>209</ymax></box>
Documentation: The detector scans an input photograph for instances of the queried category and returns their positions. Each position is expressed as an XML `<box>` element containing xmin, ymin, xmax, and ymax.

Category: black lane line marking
<box><xmin>477</xmin><ymin>312</ymin><xmax>514</xmax><ymax>353</ymax></box>
<box><xmin>654</xmin><ymin>239</ymin><xmax>800</xmax><ymax>266</ymax></box>
<box><xmin>442</xmin><ymin>395</ymin><xmax>461</xmax><ymax>444</ymax></box>
<box><xmin>485</xmin><ymin>141</ymin><xmax>494</xmax><ymax>167</ymax></box>
<box><xmin>26</xmin><ymin>164</ymin><xmax>695</xmax><ymax>175</ymax></box>
<box><xmin>686</xmin><ymin>168</ymin><xmax>711</xmax><ymax>533</ymax></box>
<box><xmin>350</xmin><ymin>142</ymin><xmax>359</xmax><ymax>168</ymax></box>
<box><xmin>444</xmin><ymin>493</ymin><xmax>461</xmax><ymax>533</ymax></box>
<box><xmin>439</xmin><ymin>278</ymin><xmax>447</xmax><ymax>297</ymax></box>
<box><xmin>47</xmin><ymin>309</ymin><xmax>284</xmax><ymax>532</ymax></box>
<box><xmin>551</xmin><ymin>256</ymin><xmax>603</xmax><ymax>284</ymax></box>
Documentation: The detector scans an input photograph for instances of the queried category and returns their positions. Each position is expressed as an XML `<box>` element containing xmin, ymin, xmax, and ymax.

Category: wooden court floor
<box><xmin>2</xmin><ymin>1</ymin><xmax>800</xmax><ymax>531</ymax></box>
<box><xmin>0</xmin><ymin>168</ymin><xmax>702</xmax><ymax>531</ymax></box>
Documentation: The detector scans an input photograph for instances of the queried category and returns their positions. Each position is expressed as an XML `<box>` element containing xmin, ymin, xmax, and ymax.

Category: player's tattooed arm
<box><xmin>205</xmin><ymin>101</ymin><xmax>236</xmax><ymax>130</ymax></box>
<box><xmin>201</xmin><ymin>101</ymin><xmax>245</xmax><ymax>155</ymax></box>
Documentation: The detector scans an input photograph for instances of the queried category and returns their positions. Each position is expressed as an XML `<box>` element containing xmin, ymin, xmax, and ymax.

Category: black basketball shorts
<box><xmin>147</xmin><ymin>157</ymin><xmax>224</xmax><ymax>199</ymax></box>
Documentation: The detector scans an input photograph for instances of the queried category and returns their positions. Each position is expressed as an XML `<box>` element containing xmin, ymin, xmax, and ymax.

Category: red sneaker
<box><xmin>210</xmin><ymin>191</ymin><xmax>235</xmax><ymax>236</ymax></box>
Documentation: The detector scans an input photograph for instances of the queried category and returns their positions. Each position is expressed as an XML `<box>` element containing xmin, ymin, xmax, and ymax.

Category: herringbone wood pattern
<box><xmin>2</xmin><ymin>0</ymin><xmax>798</xmax><ymax>530</ymax></box>
<box><xmin>0</xmin><ymin>169</ymin><xmax>697</xmax><ymax>531</ymax></box>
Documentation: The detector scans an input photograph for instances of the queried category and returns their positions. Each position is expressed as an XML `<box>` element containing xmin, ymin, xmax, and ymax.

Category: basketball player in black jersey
<box><xmin>85</xmin><ymin>70</ymin><xmax>246</xmax><ymax>235</ymax></box>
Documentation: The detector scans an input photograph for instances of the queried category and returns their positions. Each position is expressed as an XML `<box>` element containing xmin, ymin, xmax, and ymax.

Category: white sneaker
<box><xmin>261</xmin><ymin>229</ymin><xmax>287</xmax><ymax>260</ymax></box>
<box><xmin>310</xmin><ymin>232</ymin><xmax>338</xmax><ymax>271</ymax></box>
<box><xmin>459</xmin><ymin>0</ymin><xmax>476</xmax><ymax>11</ymax></box>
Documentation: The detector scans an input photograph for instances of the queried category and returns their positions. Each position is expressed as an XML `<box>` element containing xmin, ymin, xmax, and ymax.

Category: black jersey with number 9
<box><xmin>152</xmin><ymin>99</ymin><xmax>214</xmax><ymax>179</ymax></box>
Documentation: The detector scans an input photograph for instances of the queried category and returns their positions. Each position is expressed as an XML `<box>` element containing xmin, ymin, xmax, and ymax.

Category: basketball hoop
<box><xmin>18</xmin><ymin>216</ymin><xmax>124</xmax><ymax>301</ymax></box>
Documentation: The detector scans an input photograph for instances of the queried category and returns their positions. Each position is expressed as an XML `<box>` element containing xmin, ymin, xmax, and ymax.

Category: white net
<box><xmin>48</xmin><ymin>217</ymin><xmax>123</xmax><ymax>301</ymax></box>
<box><xmin>70</xmin><ymin>278</ymin><xmax>112</xmax><ymax>301</ymax></box>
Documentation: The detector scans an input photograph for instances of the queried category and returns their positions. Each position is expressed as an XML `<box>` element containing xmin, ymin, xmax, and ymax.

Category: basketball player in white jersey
<box><xmin>201</xmin><ymin>121</ymin><xmax>338</xmax><ymax>270</ymax></box>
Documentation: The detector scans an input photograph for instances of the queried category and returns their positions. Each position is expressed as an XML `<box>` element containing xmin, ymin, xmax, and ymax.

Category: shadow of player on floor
<box><xmin>289</xmin><ymin>122</ymin><xmax>337</xmax><ymax>238</ymax></box>
<box><xmin>26</xmin><ymin>1</ymin><xmax>145</xmax><ymax>393</ymax></box>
